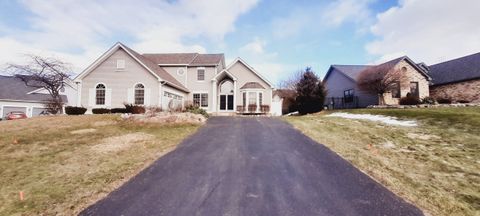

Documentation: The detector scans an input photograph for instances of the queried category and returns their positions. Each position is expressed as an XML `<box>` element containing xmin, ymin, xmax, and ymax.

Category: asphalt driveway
<box><xmin>80</xmin><ymin>117</ymin><xmax>423</xmax><ymax>216</ymax></box>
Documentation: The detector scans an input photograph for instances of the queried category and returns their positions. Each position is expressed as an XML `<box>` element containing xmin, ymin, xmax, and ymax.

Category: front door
<box><xmin>220</xmin><ymin>94</ymin><xmax>234</xmax><ymax>111</ymax></box>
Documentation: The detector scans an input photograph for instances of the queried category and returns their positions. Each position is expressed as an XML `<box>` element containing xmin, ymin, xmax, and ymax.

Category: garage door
<box><xmin>2</xmin><ymin>106</ymin><xmax>28</xmax><ymax>118</ymax></box>
<box><xmin>32</xmin><ymin>107</ymin><xmax>49</xmax><ymax>117</ymax></box>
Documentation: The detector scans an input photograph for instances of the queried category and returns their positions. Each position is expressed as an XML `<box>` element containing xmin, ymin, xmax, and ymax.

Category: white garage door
<box><xmin>2</xmin><ymin>106</ymin><xmax>27</xmax><ymax>118</ymax></box>
<box><xmin>32</xmin><ymin>107</ymin><xmax>49</xmax><ymax>116</ymax></box>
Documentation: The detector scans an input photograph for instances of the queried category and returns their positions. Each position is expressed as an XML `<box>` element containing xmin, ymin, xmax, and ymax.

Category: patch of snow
<box><xmin>326</xmin><ymin>112</ymin><xmax>417</xmax><ymax>127</ymax></box>
<box><xmin>382</xmin><ymin>141</ymin><xmax>396</xmax><ymax>148</ymax></box>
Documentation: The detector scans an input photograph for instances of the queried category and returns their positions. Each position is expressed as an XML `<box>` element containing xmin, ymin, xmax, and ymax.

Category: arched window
<box><xmin>220</xmin><ymin>80</ymin><xmax>234</xmax><ymax>94</ymax></box>
<box><xmin>95</xmin><ymin>84</ymin><xmax>106</xmax><ymax>105</ymax></box>
<box><xmin>134</xmin><ymin>83</ymin><xmax>145</xmax><ymax>105</ymax></box>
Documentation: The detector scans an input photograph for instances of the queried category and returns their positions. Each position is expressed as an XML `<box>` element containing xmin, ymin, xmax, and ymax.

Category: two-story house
<box><xmin>74</xmin><ymin>42</ymin><xmax>275</xmax><ymax>115</ymax></box>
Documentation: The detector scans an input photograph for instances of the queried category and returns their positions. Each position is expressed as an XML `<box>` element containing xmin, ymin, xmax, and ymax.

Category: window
<box><xmin>201</xmin><ymin>94</ymin><xmax>208</xmax><ymax>107</ymax></box>
<box><xmin>391</xmin><ymin>82</ymin><xmax>401</xmax><ymax>98</ymax></box>
<box><xmin>193</xmin><ymin>93</ymin><xmax>208</xmax><ymax>107</ymax></box>
<box><xmin>116</xmin><ymin>59</ymin><xmax>125</xmax><ymax>70</ymax></box>
<box><xmin>343</xmin><ymin>89</ymin><xmax>354</xmax><ymax>103</ymax></box>
<box><xmin>248</xmin><ymin>92</ymin><xmax>257</xmax><ymax>105</ymax></box>
<box><xmin>177</xmin><ymin>68</ymin><xmax>185</xmax><ymax>76</ymax></box>
<box><xmin>401</xmin><ymin>66</ymin><xmax>407</xmax><ymax>72</ymax></box>
<box><xmin>410</xmin><ymin>82</ymin><xmax>419</xmax><ymax>97</ymax></box>
<box><xmin>164</xmin><ymin>91</ymin><xmax>183</xmax><ymax>100</ymax></box>
<box><xmin>197</xmin><ymin>68</ymin><xmax>205</xmax><ymax>81</ymax></box>
<box><xmin>95</xmin><ymin>84</ymin><xmax>106</xmax><ymax>105</ymax></box>
<box><xmin>220</xmin><ymin>80</ymin><xmax>234</xmax><ymax>94</ymax></box>
<box><xmin>243</xmin><ymin>92</ymin><xmax>246</xmax><ymax>107</ymax></box>
<box><xmin>259</xmin><ymin>92</ymin><xmax>263</xmax><ymax>106</ymax></box>
<box><xmin>134</xmin><ymin>83</ymin><xmax>144</xmax><ymax>105</ymax></box>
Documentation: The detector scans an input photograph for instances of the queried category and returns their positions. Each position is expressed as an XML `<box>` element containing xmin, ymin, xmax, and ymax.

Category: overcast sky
<box><xmin>1</xmin><ymin>0</ymin><xmax>479</xmax><ymax>86</ymax></box>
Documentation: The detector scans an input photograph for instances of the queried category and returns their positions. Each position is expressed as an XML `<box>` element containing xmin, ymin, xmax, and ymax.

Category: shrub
<box><xmin>92</xmin><ymin>108</ymin><xmax>111</xmax><ymax>114</ymax></box>
<box><xmin>65</xmin><ymin>106</ymin><xmax>87</xmax><ymax>115</ymax></box>
<box><xmin>437</xmin><ymin>98</ymin><xmax>452</xmax><ymax>104</ymax></box>
<box><xmin>124</xmin><ymin>104</ymin><xmax>146</xmax><ymax>114</ymax></box>
<box><xmin>421</xmin><ymin>96</ymin><xmax>436</xmax><ymax>105</ymax></box>
<box><xmin>185</xmin><ymin>104</ymin><xmax>209</xmax><ymax>118</ymax></box>
<box><xmin>111</xmin><ymin>108</ymin><xmax>128</xmax><ymax>113</ymax></box>
<box><xmin>295</xmin><ymin>67</ymin><xmax>326</xmax><ymax>115</ymax></box>
<box><xmin>399</xmin><ymin>96</ymin><xmax>421</xmax><ymax>105</ymax></box>
<box><xmin>457</xmin><ymin>99</ymin><xmax>470</xmax><ymax>103</ymax></box>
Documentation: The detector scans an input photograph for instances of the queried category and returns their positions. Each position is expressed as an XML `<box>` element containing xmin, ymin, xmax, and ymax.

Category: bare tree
<box><xmin>6</xmin><ymin>55</ymin><xmax>72</xmax><ymax>114</ymax></box>
<box><xmin>357</xmin><ymin>63</ymin><xmax>409</xmax><ymax>105</ymax></box>
<box><xmin>278</xmin><ymin>69</ymin><xmax>304</xmax><ymax>91</ymax></box>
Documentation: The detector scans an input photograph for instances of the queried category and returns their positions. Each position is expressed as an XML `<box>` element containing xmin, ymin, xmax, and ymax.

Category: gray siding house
<box><xmin>74</xmin><ymin>42</ymin><xmax>276</xmax><ymax>115</ymax></box>
<box><xmin>0</xmin><ymin>75</ymin><xmax>72</xmax><ymax>118</ymax></box>
<box><xmin>323</xmin><ymin>56</ymin><xmax>431</xmax><ymax>108</ymax></box>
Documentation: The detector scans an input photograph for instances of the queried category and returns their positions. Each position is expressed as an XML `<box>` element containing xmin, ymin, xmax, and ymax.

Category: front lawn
<box><xmin>0</xmin><ymin>115</ymin><xmax>200</xmax><ymax>215</ymax></box>
<box><xmin>286</xmin><ymin>107</ymin><xmax>480</xmax><ymax>216</ymax></box>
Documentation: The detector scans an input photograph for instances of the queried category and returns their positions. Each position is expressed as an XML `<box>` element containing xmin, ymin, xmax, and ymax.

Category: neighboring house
<box><xmin>323</xmin><ymin>56</ymin><xmax>431</xmax><ymax>108</ymax></box>
<box><xmin>0</xmin><ymin>75</ymin><xmax>72</xmax><ymax>118</ymax></box>
<box><xmin>428</xmin><ymin>52</ymin><xmax>480</xmax><ymax>103</ymax></box>
<box><xmin>73</xmin><ymin>42</ymin><xmax>276</xmax><ymax>115</ymax></box>
<box><xmin>273</xmin><ymin>89</ymin><xmax>296</xmax><ymax>115</ymax></box>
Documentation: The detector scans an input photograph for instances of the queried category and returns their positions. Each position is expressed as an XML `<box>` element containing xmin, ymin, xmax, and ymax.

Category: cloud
<box><xmin>272</xmin><ymin>0</ymin><xmax>374</xmax><ymax>39</ymax></box>
<box><xmin>366</xmin><ymin>0</ymin><xmax>480</xmax><ymax>64</ymax></box>
<box><xmin>0</xmin><ymin>0</ymin><xmax>259</xmax><ymax>73</ymax></box>
<box><xmin>321</xmin><ymin>0</ymin><xmax>374</xmax><ymax>27</ymax></box>
<box><xmin>240</xmin><ymin>37</ymin><xmax>267</xmax><ymax>54</ymax></box>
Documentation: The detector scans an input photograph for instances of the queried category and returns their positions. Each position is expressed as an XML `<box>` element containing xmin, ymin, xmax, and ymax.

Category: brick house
<box><xmin>428</xmin><ymin>52</ymin><xmax>480</xmax><ymax>103</ymax></box>
<box><xmin>323</xmin><ymin>56</ymin><xmax>431</xmax><ymax>108</ymax></box>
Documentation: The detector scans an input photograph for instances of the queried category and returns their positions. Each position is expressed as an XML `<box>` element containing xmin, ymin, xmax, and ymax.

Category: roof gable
<box><xmin>75</xmin><ymin>42</ymin><xmax>189</xmax><ymax>92</ymax></box>
<box><xmin>226</xmin><ymin>58</ymin><xmax>274</xmax><ymax>88</ymax></box>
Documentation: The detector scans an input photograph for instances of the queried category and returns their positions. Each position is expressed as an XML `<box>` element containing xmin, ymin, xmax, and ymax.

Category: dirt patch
<box><xmin>70</xmin><ymin>128</ymin><xmax>97</xmax><ymax>134</ymax></box>
<box><xmin>122</xmin><ymin>112</ymin><xmax>207</xmax><ymax>124</ymax></box>
<box><xmin>91</xmin><ymin>132</ymin><xmax>154</xmax><ymax>153</ymax></box>
<box><xmin>406</xmin><ymin>133</ymin><xmax>441</xmax><ymax>140</ymax></box>
<box><xmin>92</xmin><ymin>120</ymin><xmax>117</xmax><ymax>127</ymax></box>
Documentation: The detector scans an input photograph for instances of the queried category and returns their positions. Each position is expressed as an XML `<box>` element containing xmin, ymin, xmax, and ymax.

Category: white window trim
<box><xmin>116</xmin><ymin>59</ymin><xmax>125</xmax><ymax>71</ymax></box>
<box><xmin>192</xmin><ymin>91</ymin><xmax>209</xmax><ymax>108</ymax></box>
<box><xmin>240</xmin><ymin>89</ymin><xmax>264</xmax><ymax>112</ymax></box>
<box><xmin>177</xmin><ymin>68</ymin><xmax>186</xmax><ymax>76</ymax></box>
<box><xmin>94</xmin><ymin>82</ymin><xmax>107</xmax><ymax>107</ymax></box>
<box><xmin>133</xmin><ymin>82</ymin><xmax>146</xmax><ymax>105</ymax></box>
<box><xmin>196</xmin><ymin>67</ymin><xmax>206</xmax><ymax>82</ymax></box>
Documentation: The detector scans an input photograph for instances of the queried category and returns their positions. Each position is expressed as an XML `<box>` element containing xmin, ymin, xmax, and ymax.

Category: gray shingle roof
<box><xmin>240</xmin><ymin>82</ymin><xmax>265</xmax><ymax>89</ymax></box>
<box><xmin>429</xmin><ymin>52</ymin><xmax>480</xmax><ymax>86</ymax></box>
<box><xmin>121</xmin><ymin>44</ymin><xmax>190</xmax><ymax>92</ymax></box>
<box><xmin>327</xmin><ymin>56</ymin><xmax>430</xmax><ymax>82</ymax></box>
<box><xmin>190</xmin><ymin>54</ymin><xmax>224</xmax><ymax>66</ymax></box>
<box><xmin>142</xmin><ymin>53</ymin><xmax>223</xmax><ymax>66</ymax></box>
<box><xmin>0</xmin><ymin>75</ymin><xmax>68</xmax><ymax>102</ymax></box>
<box><xmin>142</xmin><ymin>53</ymin><xmax>198</xmax><ymax>65</ymax></box>
<box><xmin>330</xmin><ymin>65</ymin><xmax>371</xmax><ymax>81</ymax></box>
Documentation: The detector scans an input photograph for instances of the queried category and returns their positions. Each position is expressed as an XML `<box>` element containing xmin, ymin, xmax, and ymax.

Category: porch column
<box><xmin>212</xmin><ymin>80</ymin><xmax>217</xmax><ymax>113</ymax></box>
<box><xmin>233</xmin><ymin>80</ymin><xmax>237</xmax><ymax>112</ymax></box>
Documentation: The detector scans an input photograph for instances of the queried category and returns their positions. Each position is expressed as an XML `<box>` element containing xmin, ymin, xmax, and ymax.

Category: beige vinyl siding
<box><xmin>185</xmin><ymin>66</ymin><xmax>216</xmax><ymax>111</ymax></box>
<box><xmin>227</xmin><ymin>61</ymin><xmax>273</xmax><ymax>107</ymax></box>
<box><xmin>80</xmin><ymin>49</ymin><xmax>159</xmax><ymax>109</ymax></box>
<box><xmin>160</xmin><ymin>66</ymin><xmax>188</xmax><ymax>87</ymax></box>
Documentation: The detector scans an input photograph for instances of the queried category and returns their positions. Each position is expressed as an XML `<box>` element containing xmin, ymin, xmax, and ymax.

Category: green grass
<box><xmin>0</xmin><ymin>115</ymin><xmax>200</xmax><ymax>216</ymax></box>
<box><xmin>286</xmin><ymin>107</ymin><xmax>480</xmax><ymax>216</ymax></box>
